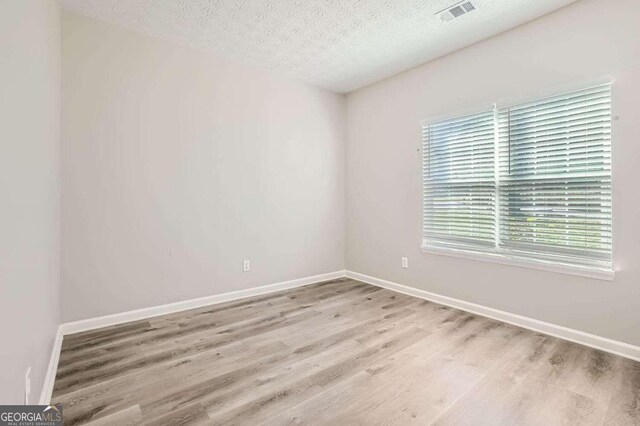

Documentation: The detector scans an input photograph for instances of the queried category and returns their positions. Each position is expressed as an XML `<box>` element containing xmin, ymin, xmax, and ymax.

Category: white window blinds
<box><xmin>422</xmin><ymin>111</ymin><xmax>496</xmax><ymax>249</ymax></box>
<box><xmin>422</xmin><ymin>84</ymin><xmax>612</xmax><ymax>271</ymax></box>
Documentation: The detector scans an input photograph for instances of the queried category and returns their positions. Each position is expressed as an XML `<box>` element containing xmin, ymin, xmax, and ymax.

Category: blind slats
<box><xmin>422</xmin><ymin>110</ymin><xmax>496</xmax><ymax>248</ymax></box>
<box><xmin>497</xmin><ymin>84</ymin><xmax>611</xmax><ymax>267</ymax></box>
<box><xmin>422</xmin><ymin>83</ymin><xmax>612</xmax><ymax>270</ymax></box>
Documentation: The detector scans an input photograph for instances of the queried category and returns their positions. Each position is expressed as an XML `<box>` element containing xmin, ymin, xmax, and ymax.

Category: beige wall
<box><xmin>0</xmin><ymin>1</ymin><xmax>61</xmax><ymax>403</ymax></box>
<box><xmin>61</xmin><ymin>12</ymin><xmax>346</xmax><ymax>322</ymax></box>
<box><xmin>346</xmin><ymin>0</ymin><xmax>640</xmax><ymax>346</ymax></box>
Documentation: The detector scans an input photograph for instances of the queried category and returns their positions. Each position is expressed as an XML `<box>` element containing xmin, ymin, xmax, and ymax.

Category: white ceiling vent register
<box><xmin>438</xmin><ymin>1</ymin><xmax>477</xmax><ymax>22</ymax></box>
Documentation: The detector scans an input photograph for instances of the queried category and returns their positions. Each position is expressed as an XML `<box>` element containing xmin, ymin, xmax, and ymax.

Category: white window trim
<box><xmin>421</xmin><ymin>243</ymin><xmax>614</xmax><ymax>281</ymax></box>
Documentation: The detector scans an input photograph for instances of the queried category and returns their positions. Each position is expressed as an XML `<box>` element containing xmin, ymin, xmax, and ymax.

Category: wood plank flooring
<box><xmin>52</xmin><ymin>278</ymin><xmax>640</xmax><ymax>425</ymax></box>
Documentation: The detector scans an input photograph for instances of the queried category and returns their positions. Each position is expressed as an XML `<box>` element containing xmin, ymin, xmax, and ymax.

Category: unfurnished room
<box><xmin>1</xmin><ymin>0</ymin><xmax>639</xmax><ymax>424</ymax></box>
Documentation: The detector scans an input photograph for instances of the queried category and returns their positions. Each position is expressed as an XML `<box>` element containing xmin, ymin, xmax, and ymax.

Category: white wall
<box><xmin>61</xmin><ymin>12</ymin><xmax>346</xmax><ymax>322</ymax></box>
<box><xmin>0</xmin><ymin>1</ymin><xmax>61</xmax><ymax>403</ymax></box>
<box><xmin>346</xmin><ymin>0</ymin><xmax>640</xmax><ymax>346</ymax></box>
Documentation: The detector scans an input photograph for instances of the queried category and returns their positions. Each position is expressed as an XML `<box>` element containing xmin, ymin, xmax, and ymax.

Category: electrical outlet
<box><xmin>402</xmin><ymin>257</ymin><xmax>409</xmax><ymax>268</ymax></box>
<box><xmin>243</xmin><ymin>259</ymin><xmax>250</xmax><ymax>272</ymax></box>
<box><xmin>25</xmin><ymin>367</ymin><xmax>31</xmax><ymax>405</ymax></box>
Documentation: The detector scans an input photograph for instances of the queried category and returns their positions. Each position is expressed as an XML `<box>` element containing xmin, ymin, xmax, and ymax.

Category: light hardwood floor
<box><xmin>52</xmin><ymin>278</ymin><xmax>640</xmax><ymax>425</ymax></box>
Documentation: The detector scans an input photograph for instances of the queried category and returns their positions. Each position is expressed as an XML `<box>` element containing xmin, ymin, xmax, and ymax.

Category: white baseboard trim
<box><xmin>60</xmin><ymin>270</ymin><xmax>346</xmax><ymax>336</ymax></box>
<box><xmin>39</xmin><ymin>326</ymin><xmax>63</xmax><ymax>405</ymax></box>
<box><xmin>38</xmin><ymin>270</ymin><xmax>345</xmax><ymax>404</ymax></box>
<box><xmin>346</xmin><ymin>270</ymin><xmax>640</xmax><ymax>362</ymax></box>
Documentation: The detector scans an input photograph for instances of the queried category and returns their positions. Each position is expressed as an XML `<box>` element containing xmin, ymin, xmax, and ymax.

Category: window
<box><xmin>421</xmin><ymin>84</ymin><xmax>612</xmax><ymax>278</ymax></box>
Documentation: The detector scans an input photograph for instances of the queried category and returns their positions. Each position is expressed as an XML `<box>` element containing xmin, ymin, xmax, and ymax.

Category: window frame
<box><xmin>420</xmin><ymin>84</ymin><xmax>614</xmax><ymax>281</ymax></box>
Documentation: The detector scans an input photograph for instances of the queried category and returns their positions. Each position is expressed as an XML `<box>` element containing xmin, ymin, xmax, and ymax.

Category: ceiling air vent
<box><xmin>437</xmin><ymin>1</ymin><xmax>477</xmax><ymax>22</ymax></box>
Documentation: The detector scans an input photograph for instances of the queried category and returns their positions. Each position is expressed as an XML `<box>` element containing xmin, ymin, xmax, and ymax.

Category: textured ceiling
<box><xmin>61</xmin><ymin>0</ymin><xmax>576</xmax><ymax>93</ymax></box>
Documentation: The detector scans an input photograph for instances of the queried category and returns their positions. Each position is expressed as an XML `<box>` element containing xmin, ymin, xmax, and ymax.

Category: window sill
<box><xmin>420</xmin><ymin>245</ymin><xmax>615</xmax><ymax>281</ymax></box>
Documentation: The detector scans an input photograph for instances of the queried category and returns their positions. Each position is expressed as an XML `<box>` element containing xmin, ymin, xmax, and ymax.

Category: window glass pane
<box><xmin>497</xmin><ymin>84</ymin><xmax>612</xmax><ymax>268</ymax></box>
<box><xmin>422</xmin><ymin>110</ymin><xmax>496</xmax><ymax>249</ymax></box>
<box><xmin>421</xmin><ymin>83</ymin><xmax>612</xmax><ymax>271</ymax></box>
